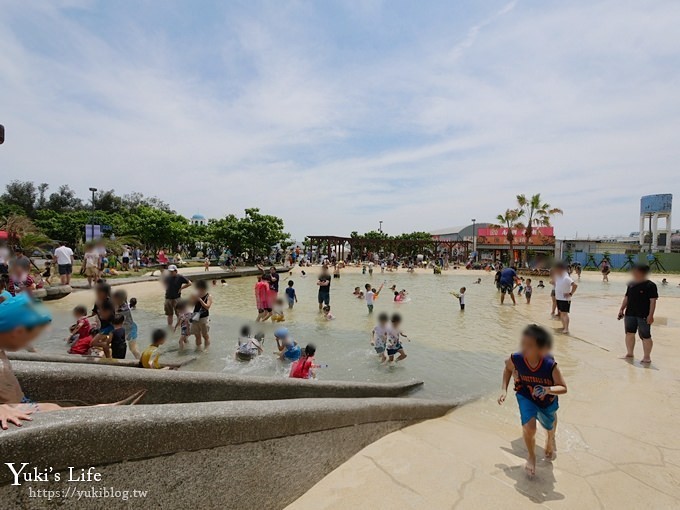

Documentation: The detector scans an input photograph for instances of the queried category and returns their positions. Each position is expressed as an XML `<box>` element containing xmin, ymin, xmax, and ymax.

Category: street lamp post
<box><xmin>89</xmin><ymin>187</ymin><xmax>98</xmax><ymax>242</ymax></box>
<box><xmin>471</xmin><ymin>218</ymin><xmax>477</xmax><ymax>262</ymax></box>
<box><xmin>379</xmin><ymin>220</ymin><xmax>383</xmax><ymax>234</ymax></box>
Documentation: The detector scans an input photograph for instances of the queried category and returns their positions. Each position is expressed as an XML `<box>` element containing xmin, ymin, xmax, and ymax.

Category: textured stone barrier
<box><xmin>0</xmin><ymin>398</ymin><xmax>455</xmax><ymax>509</ymax></box>
<box><xmin>8</xmin><ymin>351</ymin><xmax>196</xmax><ymax>370</ymax></box>
<box><xmin>13</xmin><ymin>361</ymin><xmax>424</xmax><ymax>405</ymax></box>
<box><xmin>31</xmin><ymin>284</ymin><xmax>73</xmax><ymax>301</ymax></box>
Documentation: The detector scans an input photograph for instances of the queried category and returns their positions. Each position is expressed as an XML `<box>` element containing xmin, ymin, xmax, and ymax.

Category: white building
<box><xmin>190</xmin><ymin>213</ymin><xmax>207</xmax><ymax>226</ymax></box>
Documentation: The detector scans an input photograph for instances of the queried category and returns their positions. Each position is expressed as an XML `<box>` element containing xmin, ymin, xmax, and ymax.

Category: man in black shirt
<box><xmin>163</xmin><ymin>265</ymin><xmax>191</xmax><ymax>326</ymax></box>
<box><xmin>317</xmin><ymin>266</ymin><xmax>331</xmax><ymax>310</ymax></box>
<box><xmin>618</xmin><ymin>264</ymin><xmax>658</xmax><ymax>364</ymax></box>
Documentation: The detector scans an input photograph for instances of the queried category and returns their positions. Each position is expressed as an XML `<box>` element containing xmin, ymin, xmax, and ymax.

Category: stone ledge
<box><xmin>0</xmin><ymin>398</ymin><xmax>455</xmax><ymax>486</ymax></box>
<box><xmin>13</xmin><ymin>361</ymin><xmax>425</xmax><ymax>405</ymax></box>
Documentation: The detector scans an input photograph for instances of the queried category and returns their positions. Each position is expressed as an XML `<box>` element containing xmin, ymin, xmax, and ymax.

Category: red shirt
<box><xmin>69</xmin><ymin>335</ymin><xmax>93</xmax><ymax>355</ymax></box>
<box><xmin>75</xmin><ymin>318</ymin><xmax>91</xmax><ymax>338</ymax></box>
<box><xmin>290</xmin><ymin>356</ymin><xmax>313</xmax><ymax>379</ymax></box>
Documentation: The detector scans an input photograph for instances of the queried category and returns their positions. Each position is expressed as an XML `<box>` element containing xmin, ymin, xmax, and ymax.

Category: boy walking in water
<box><xmin>498</xmin><ymin>324</ymin><xmax>567</xmax><ymax>478</ymax></box>
<box><xmin>371</xmin><ymin>313</ymin><xmax>389</xmax><ymax>362</ymax></box>
<box><xmin>364</xmin><ymin>284</ymin><xmax>375</xmax><ymax>314</ymax></box>
<box><xmin>285</xmin><ymin>280</ymin><xmax>297</xmax><ymax>309</ymax></box>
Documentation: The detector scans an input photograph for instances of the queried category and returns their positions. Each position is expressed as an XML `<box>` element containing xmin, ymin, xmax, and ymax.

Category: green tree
<box><xmin>495</xmin><ymin>209</ymin><xmax>524</xmax><ymax>265</ymax></box>
<box><xmin>208</xmin><ymin>214</ymin><xmax>243</xmax><ymax>255</ymax></box>
<box><xmin>46</xmin><ymin>185</ymin><xmax>83</xmax><ymax>212</ymax></box>
<box><xmin>2</xmin><ymin>180</ymin><xmax>39</xmax><ymax>216</ymax></box>
<box><xmin>516</xmin><ymin>193</ymin><xmax>562</xmax><ymax>263</ymax></box>
<box><xmin>126</xmin><ymin>206</ymin><xmax>190</xmax><ymax>250</ymax></box>
<box><xmin>239</xmin><ymin>208</ymin><xmax>289</xmax><ymax>258</ymax></box>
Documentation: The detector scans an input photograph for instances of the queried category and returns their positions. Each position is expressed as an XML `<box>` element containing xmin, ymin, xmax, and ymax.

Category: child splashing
<box><xmin>498</xmin><ymin>324</ymin><xmax>568</xmax><ymax>478</ymax></box>
<box><xmin>289</xmin><ymin>344</ymin><xmax>320</xmax><ymax>379</ymax></box>
<box><xmin>386</xmin><ymin>313</ymin><xmax>409</xmax><ymax>363</ymax></box>
<box><xmin>235</xmin><ymin>325</ymin><xmax>263</xmax><ymax>361</ymax></box>
<box><xmin>371</xmin><ymin>313</ymin><xmax>389</xmax><ymax>362</ymax></box>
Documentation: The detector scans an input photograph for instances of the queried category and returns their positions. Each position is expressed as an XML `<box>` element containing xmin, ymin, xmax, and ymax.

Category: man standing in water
<box><xmin>53</xmin><ymin>241</ymin><xmax>74</xmax><ymax>285</ymax></box>
<box><xmin>554</xmin><ymin>262</ymin><xmax>577</xmax><ymax>334</ymax></box>
<box><xmin>163</xmin><ymin>265</ymin><xmax>191</xmax><ymax>326</ymax></box>
<box><xmin>499</xmin><ymin>265</ymin><xmax>519</xmax><ymax>305</ymax></box>
<box><xmin>618</xmin><ymin>264</ymin><xmax>657</xmax><ymax>364</ymax></box>
<box><xmin>317</xmin><ymin>265</ymin><xmax>331</xmax><ymax>311</ymax></box>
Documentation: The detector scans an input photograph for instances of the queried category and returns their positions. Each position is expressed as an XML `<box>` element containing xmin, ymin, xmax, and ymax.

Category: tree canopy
<box><xmin>0</xmin><ymin>180</ymin><xmax>288</xmax><ymax>256</ymax></box>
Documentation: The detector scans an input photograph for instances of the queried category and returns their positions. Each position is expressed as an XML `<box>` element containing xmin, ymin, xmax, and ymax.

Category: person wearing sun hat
<box><xmin>0</xmin><ymin>295</ymin><xmax>149</xmax><ymax>429</ymax></box>
<box><xmin>0</xmin><ymin>293</ymin><xmax>52</xmax><ymax>427</ymax></box>
<box><xmin>274</xmin><ymin>327</ymin><xmax>301</xmax><ymax>362</ymax></box>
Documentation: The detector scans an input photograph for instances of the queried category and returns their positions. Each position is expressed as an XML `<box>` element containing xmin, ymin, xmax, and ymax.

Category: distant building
<box><xmin>557</xmin><ymin>237</ymin><xmax>640</xmax><ymax>258</ymax></box>
<box><xmin>431</xmin><ymin>222</ymin><xmax>556</xmax><ymax>263</ymax></box>
<box><xmin>639</xmin><ymin>194</ymin><xmax>672</xmax><ymax>253</ymax></box>
<box><xmin>190</xmin><ymin>213</ymin><xmax>207</xmax><ymax>226</ymax></box>
<box><xmin>430</xmin><ymin>224</ymin><xmax>490</xmax><ymax>242</ymax></box>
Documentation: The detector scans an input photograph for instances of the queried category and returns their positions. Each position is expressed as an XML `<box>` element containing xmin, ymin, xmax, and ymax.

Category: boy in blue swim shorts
<box><xmin>498</xmin><ymin>324</ymin><xmax>568</xmax><ymax>477</ymax></box>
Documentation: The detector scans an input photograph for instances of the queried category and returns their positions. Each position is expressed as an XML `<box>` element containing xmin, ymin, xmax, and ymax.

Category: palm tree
<box><xmin>0</xmin><ymin>213</ymin><xmax>50</xmax><ymax>249</ymax></box>
<box><xmin>495</xmin><ymin>209</ymin><xmax>524</xmax><ymax>265</ymax></box>
<box><xmin>516</xmin><ymin>194</ymin><xmax>562</xmax><ymax>264</ymax></box>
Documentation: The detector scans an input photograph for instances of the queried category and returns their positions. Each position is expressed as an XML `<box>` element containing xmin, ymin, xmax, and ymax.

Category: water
<box><xmin>37</xmin><ymin>269</ymin><xmax>680</xmax><ymax>401</ymax></box>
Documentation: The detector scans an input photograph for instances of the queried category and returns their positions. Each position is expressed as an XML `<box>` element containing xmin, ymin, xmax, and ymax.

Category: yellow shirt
<box><xmin>140</xmin><ymin>345</ymin><xmax>161</xmax><ymax>369</ymax></box>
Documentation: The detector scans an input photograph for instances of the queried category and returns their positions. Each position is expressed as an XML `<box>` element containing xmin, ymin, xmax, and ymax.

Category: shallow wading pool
<box><xmin>37</xmin><ymin>268</ymin><xmax>680</xmax><ymax>400</ymax></box>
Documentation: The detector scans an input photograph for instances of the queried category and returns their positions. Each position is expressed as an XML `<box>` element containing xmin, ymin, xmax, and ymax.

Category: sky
<box><xmin>1</xmin><ymin>0</ymin><xmax>679</xmax><ymax>241</ymax></box>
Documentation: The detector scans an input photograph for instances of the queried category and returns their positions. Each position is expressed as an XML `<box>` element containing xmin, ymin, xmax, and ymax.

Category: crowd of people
<box><xmin>0</xmin><ymin>242</ymin><xmax>665</xmax><ymax>485</ymax></box>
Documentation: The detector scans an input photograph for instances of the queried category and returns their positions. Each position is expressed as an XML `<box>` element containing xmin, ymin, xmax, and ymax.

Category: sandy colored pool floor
<box><xmin>288</xmin><ymin>269</ymin><xmax>680</xmax><ymax>509</ymax></box>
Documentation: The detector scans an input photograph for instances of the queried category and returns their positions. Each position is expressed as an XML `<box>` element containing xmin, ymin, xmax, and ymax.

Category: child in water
<box><xmin>272</xmin><ymin>298</ymin><xmax>286</xmax><ymax>322</ymax></box>
<box><xmin>525</xmin><ymin>278</ymin><xmax>533</xmax><ymax>304</ymax></box>
<box><xmin>537</xmin><ymin>281</ymin><xmax>545</xmax><ymax>289</ymax></box>
<box><xmin>112</xmin><ymin>289</ymin><xmax>140</xmax><ymax>359</ymax></box>
<box><xmin>285</xmin><ymin>280</ymin><xmax>297</xmax><ymax>309</ymax></box>
<box><xmin>275</xmin><ymin>328</ymin><xmax>301</xmax><ymax>362</ymax></box>
<box><xmin>140</xmin><ymin>329</ymin><xmax>167</xmax><ymax>369</ymax></box>
<box><xmin>109</xmin><ymin>314</ymin><xmax>127</xmax><ymax>359</ymax></box>
<box><xmin>235</xmin><ymin>325</ymin><xmax>263</xmax><ymax>361</ymax></box>
<box><xmin>450</xmin><ymin>287</ymin><xmax>466</xmax><ymax>311</ymax></box>
<box><xmin>498</xmin><ymin>324</ymin><xmax>567</xmax><ymax>478</ymax></box>
<box><xmin>365</xmin><ymin>284</ymin><xmax>375</xmax><ymax>313</ymax></box>
<box><xmin>371</xmin><ymin>313</ymin><xmax>389</xmax><ymax>362</ymax></box>
<box><xmin>386</xmin><ymin>313</ymin><xmax>409</xmax><ymax>363</ymax></box>
<box><xmin>173</xmin><ymin>300</ymin><xmax>192</xmax><ymax>351</ymax></box>
<box><xmin>289</xmin><ymin>344</ymin><xmax>319</xmax><ymax>379</ymax></box>
<box><xmin>67</xmin><ymin>305</ymin><xmax>91</xmax><ymax>345</ymax></box>
<box><xmin>322</xmin><ymin>305</ymin><xmax>334</xmax><ymax>320</ymax></box>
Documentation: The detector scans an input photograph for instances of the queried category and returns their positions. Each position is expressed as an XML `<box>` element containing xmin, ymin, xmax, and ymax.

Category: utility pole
<box><xmin>471</xmin><ymin>218</ymin><xmax>477</xmax><ymax>261</ymax></box>
<box><xmin>89</xmin><ymin>187</ymin><xmax>98</xmax><ymax>242</ymax></box>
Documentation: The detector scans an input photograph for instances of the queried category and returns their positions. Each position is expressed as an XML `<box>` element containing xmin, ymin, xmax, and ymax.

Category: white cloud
<box><xmin>0</xmin><ymin>0</ymin><xmax>678</xmax><ymax>239</ymax></box>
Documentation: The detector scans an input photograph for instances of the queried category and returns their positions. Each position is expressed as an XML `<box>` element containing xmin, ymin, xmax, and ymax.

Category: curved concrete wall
<box><xmin>13</xmin><ymin>361</ymin><xmax>424</xmax><ymax>405</ymax></box>
<box><xmin>8</xmin><ymin>351</ymin><xmax>197</xmax><ymax>369</ymax></box>
<box><xmin>0</xmin><ymin>398</ymin><xmax>455</xmax><ymax>509</ymax></box>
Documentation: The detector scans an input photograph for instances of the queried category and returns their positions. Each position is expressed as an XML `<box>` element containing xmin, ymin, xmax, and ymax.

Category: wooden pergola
<box><xmin>305</xmin><ymin>236</ymin><xmax>471</xmax><ymax>261</ymax></box>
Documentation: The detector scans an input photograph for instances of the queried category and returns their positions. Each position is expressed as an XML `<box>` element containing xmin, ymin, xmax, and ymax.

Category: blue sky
<box><xmin>1</xmin><ymin>0</ymin><xmax>679</xmax><ymax>240</ymax></box>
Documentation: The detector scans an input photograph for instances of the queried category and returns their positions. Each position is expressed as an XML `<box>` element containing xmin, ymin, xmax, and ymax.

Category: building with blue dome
<box><xmin>190</xmin><ymin>213</ymin><xmax>207</xmax><ymax>226</ymax></box>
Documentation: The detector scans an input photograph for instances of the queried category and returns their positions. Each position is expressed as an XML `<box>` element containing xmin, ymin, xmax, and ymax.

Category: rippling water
<box><xmin>38</xmin><ymin>269</ymin><xmax>680</xmax><ymax>400</ymax></box>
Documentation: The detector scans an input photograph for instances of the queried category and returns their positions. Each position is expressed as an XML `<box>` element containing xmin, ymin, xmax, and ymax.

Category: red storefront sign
<box><xmin>476</xmin><ymin>227</ymin><xmax>554</xmax><ymax>246</ymax></box>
